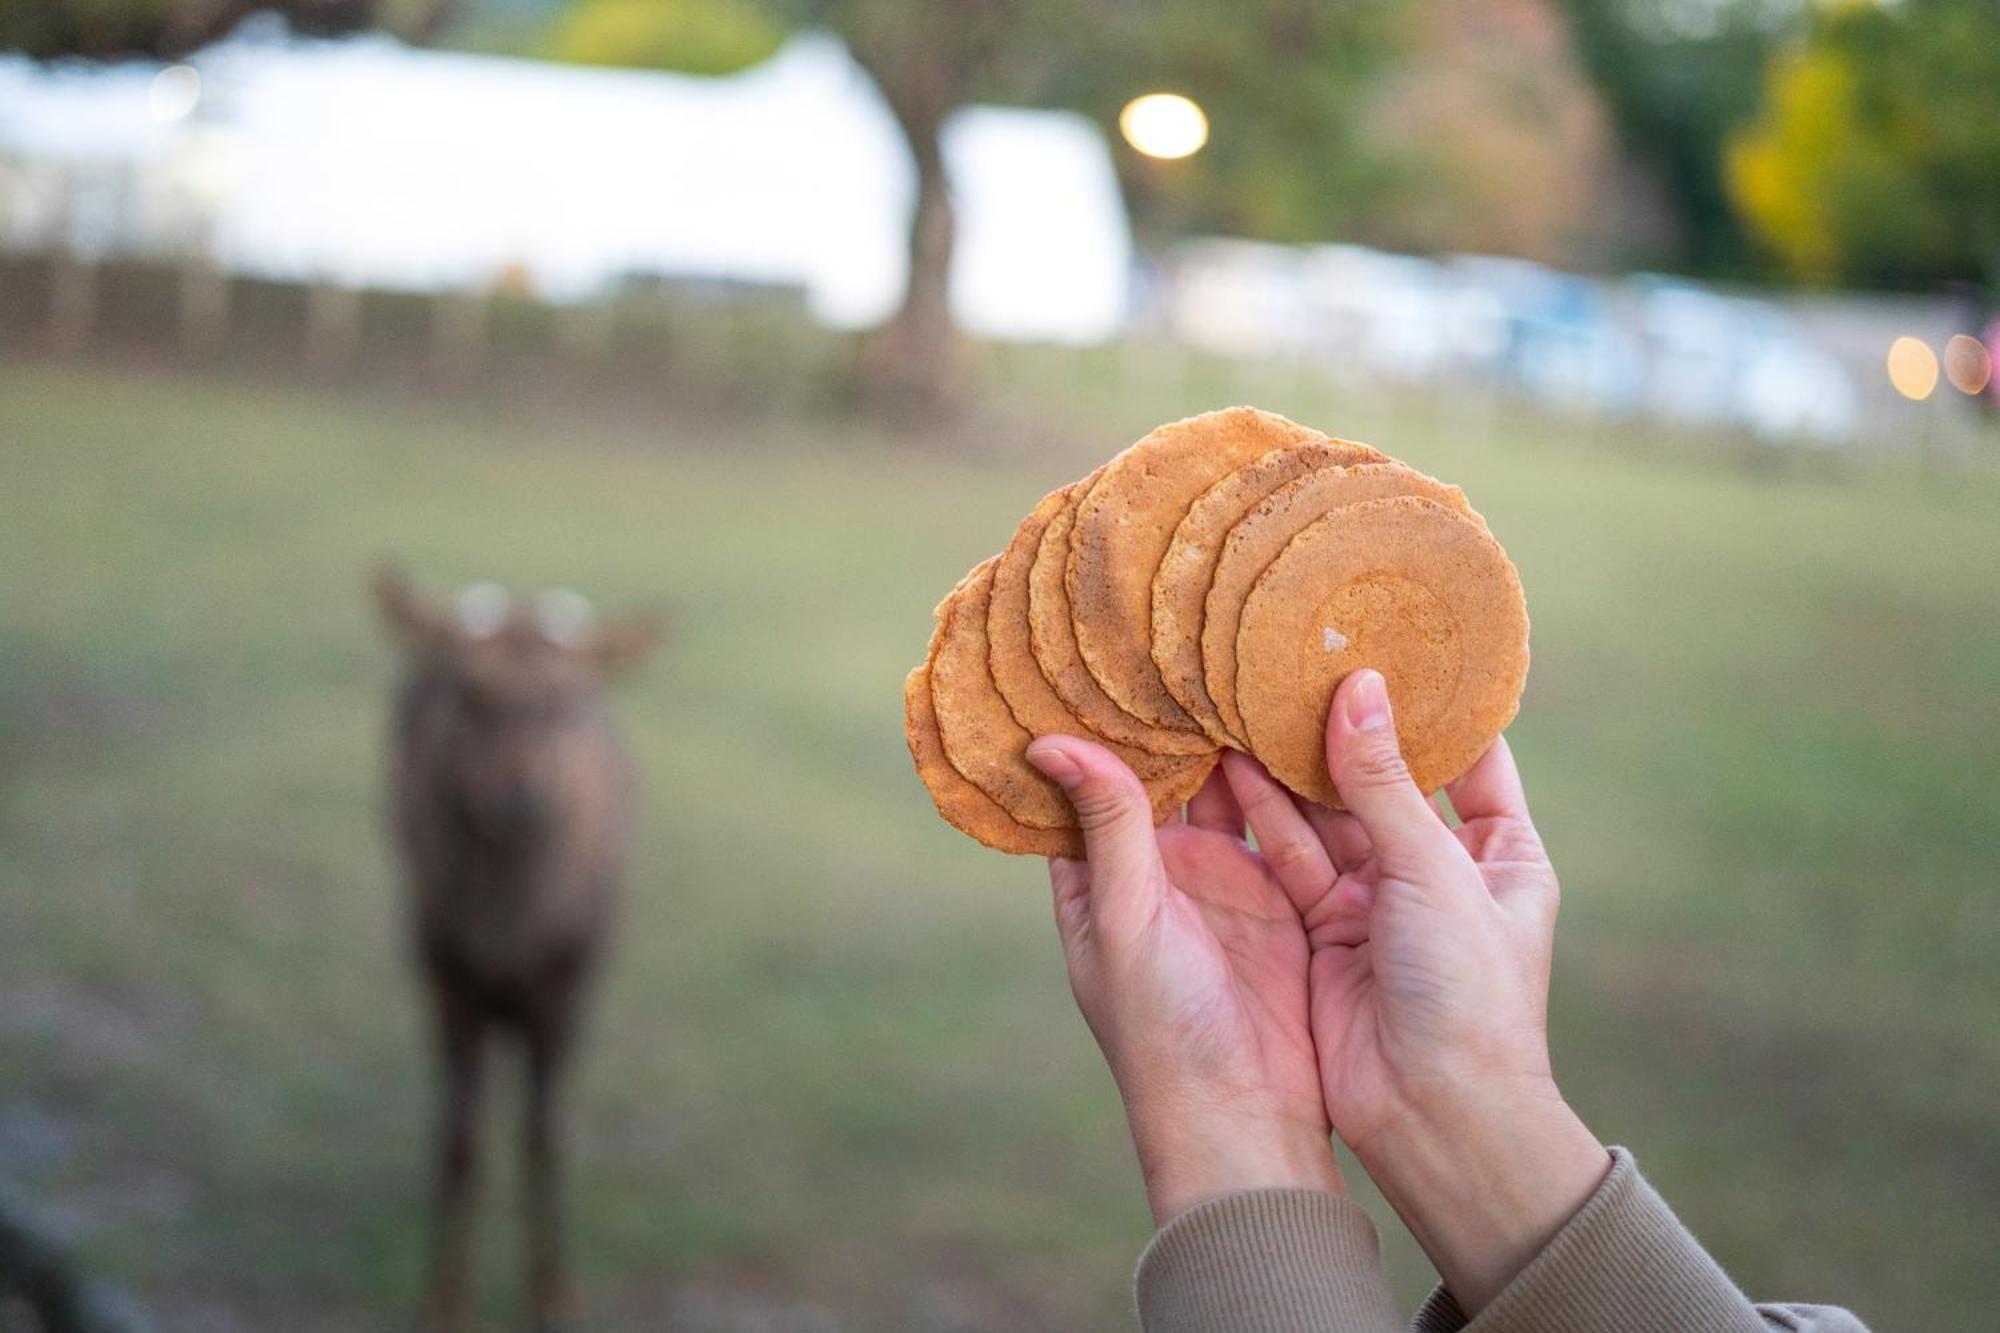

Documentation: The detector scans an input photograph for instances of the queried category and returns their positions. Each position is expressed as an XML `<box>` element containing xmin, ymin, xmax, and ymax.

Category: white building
<box><xmin>0</xmin><ymin>29</ymin><xmax>1134</xmax><ymax>343</ymax></box>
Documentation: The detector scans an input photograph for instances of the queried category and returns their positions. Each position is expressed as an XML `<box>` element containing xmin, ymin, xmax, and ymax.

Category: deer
<box><xmin>372</xmin><ymin>568</ymin><xmax>662</xmax><ymax>1333</ymax></box>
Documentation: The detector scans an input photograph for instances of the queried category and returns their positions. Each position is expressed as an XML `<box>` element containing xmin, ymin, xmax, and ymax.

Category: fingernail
<box><xmin>1344</xmin><ymin>670</ymin><xmax>1392</xmax><ymax>731</ymax></box>
<box><xmin>1025</xmin><ymin>739</ymin><xmax>1083</xmax><ymax>788</ymax></box>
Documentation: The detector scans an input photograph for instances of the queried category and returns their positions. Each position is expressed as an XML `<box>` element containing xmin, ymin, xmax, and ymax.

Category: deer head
<box><xmin>372</xmin><ymin>566</ymin><xmax>662</xmax><ymax>840</ymax></box>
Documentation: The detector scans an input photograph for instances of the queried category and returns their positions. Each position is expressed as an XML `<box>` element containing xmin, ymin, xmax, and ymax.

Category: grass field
<box><xmin>2</xmin><ymin>359</ymin><xmax>1996</xmax><ymax>1330</ymax></box>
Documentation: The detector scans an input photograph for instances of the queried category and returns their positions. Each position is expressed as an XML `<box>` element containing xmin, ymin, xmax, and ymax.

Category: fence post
<box><xmin>305</xmin><ymin>278</ymin><xmax>361</xmax><ymax>377</ymax></box>
<box><xmin>556</xmin><ymin>299</ymin><xmax>612</xmax><ymax>362</ymax></box>
<box><xmin>178</xmin><ymin>256</ymin><xmax>229</xmax><ymax>356</ymax></box>
<box><xmin>432</xmin><ymin>288</ymin><xmax>488</xmax><ymax>378</ymax></box>
<box><xmin>48</xmin><ymin>254</ymin><xmax>98</xmax><ymax>357</ymax></box>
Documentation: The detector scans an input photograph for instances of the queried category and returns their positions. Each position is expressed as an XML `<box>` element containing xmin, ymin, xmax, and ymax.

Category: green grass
<box><xmin>1</xmin><ymin>361</ymin><xmax>1996</xmax><ymax>1329</ymax></box>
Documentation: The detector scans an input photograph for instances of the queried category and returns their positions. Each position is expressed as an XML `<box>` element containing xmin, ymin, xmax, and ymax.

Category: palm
<box><xmin>1302</xmin><ymin>811</ymin><xmax>1556</xmax><ymax>1148</ymax></box>
<box><xmin>1140</xmin><ymin>823</ymin><xmax>1327</xmax><ymax>1130</ymax></box>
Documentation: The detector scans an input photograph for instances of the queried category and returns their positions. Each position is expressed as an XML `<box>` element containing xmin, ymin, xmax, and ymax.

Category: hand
<box><xmin>1219</xmin><ymin>669</ymin><xmax>1611</xmax><ymax>1313</ymax></box>
<box><xmin>1027</xmin><ymin>736</ymin><xmax>1342</xmax><ymax>1225</ymax></box>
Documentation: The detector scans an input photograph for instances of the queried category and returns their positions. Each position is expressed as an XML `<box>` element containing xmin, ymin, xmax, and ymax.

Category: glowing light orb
<box><xmin>1943</xmin><ymin>334</ymin><xmax>1992</xmax><ymax>396</ymax></box>
<box><xmin>1119</xmin><ymin>93</ymin><xmax>1209</xmax><ymax>160</ymax></box>
<box><xmin>148</xmin><ymin>64</ymin><xmax>201</xmax><ymax>122</ymax></box>
<box><xmin>1886</xmin><ymin>336</ymin><xmax>1938</xmax><ymax>401</ymax></box>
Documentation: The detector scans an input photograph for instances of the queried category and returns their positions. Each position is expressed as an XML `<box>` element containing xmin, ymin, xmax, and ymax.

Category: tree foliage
<box><xmin>1356</xmin><ymin>0</ymin><xmax>1624</xmax><ymax>265</ymax></box>
<box><xmin>545</xmin><ymin>0</ymin><xmax>780</xmax><ymax>76</ymax></box>
<box><xmin>1726</xmin><ymin>0</ymin><xmax>2000</xmax><ymax>290</ymax></box>
<box><xmin>0</xmin><ymin>0</ymin><xmax>446</xmax><ymax>60</ymax></box>
<box><xmin>1560</xmin><ymin>0</ymin><xmax>1780</xmax><ymax>273</ymax></box>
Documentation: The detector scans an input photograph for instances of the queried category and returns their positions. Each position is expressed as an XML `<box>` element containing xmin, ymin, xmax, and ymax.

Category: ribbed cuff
<box><xmin>1411</xmin><ymin>1147</ymin><xmax>1771</xmax><ymax>1333</ymax></box>
<box><xmin>1135</xmin><ymin>1188</ymin><xmax>1401</xmax><ymax>1333</ymax></box>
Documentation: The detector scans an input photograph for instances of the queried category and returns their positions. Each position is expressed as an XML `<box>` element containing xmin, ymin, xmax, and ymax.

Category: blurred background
<box><xmin>2</xmin><ymin>0</ymin><xmax>1996</xmax><ymax>1328</ymax></box>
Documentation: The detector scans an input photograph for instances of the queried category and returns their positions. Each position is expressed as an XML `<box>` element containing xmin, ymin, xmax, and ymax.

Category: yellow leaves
<box><xmin>545</xmin><ymin>0</ymin><xmax>785</xmax><ymax>79</ymax></box>
<box><xmin>1725</xmin><ymin>46</ymin><xmax>1856</xmax><ymax>283</ymax></box>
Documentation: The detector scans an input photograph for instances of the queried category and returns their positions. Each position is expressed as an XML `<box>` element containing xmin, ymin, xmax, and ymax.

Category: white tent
<box><xmin>0</xmin><ymin>31</ymin><xmax>1134</xmax><ymax>343</ymax></box>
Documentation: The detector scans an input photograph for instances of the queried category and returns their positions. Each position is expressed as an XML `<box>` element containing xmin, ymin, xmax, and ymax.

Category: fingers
<box><xmin>1305</xmin><ymin>873</ymin><xmax>1378</xmax><ymax>950</ymax></box>
<box><xmin>1026</xmin><ymin>735</ymin><xmax>1168</xmax><ymax>921</ymax></box>
<box><xmin>1444</xmin><ymin>734</ymin><xmax>1532</xmax><ymax>826</ymax></box>
<box><xmin>1186</xmin><ymin>764</ymin><xmax>1244</xmax><ymax>835</ymax></box>
<box><xmin>1221</xmin><ymin>750</ymin><xmax>1335</xmax><ymax>915</ymax></box>
<box><xmin>1323</xmin><ymin>670</ymin><xmax>1458</xmax><ymax>876</ymax></box>
<box><xmin>1303</xmin><ymin>804</ymin><xmax>1373</xmax><ymax>875</ymax></box>
<box><xmin>1048</xmin><ymin>856</ymin><xmax>1091</xmax><ymax>955</ymax></box>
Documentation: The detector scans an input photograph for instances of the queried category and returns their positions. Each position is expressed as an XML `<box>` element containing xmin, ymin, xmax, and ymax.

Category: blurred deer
<box><xmin>373</xmin><ymin>569</ymin><xmax>661</xmax><ymax>1333</ymax></box>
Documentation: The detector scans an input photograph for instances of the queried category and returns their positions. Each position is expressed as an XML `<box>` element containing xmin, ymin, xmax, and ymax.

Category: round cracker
<box><xmin>932</xmin><ymin>560</ymin><xmax>1219</xmax><ymax>837</ymax></box>
<box><xmin>1202</xmin><ymin>461</ymin><xmax>1476</xmax><ymax>747</ymax></box>
<box><xmin>990</xmin><ymin>481</ymin><xmax>1197</xmax><ymax>781</ymax></box>
<box><xmin>1235</xmin><ymin>495</ymin><xmax>1527</xmax><ymax>808</ymax></box>
<box><xmin>1068</xmin><ymin>407</ymin><xmax>1323</xmax><ymax>732</ymax></box>
<box><xmin>1150</xmin><ymin>438</ymin><xmax>1386</xmax><ymax>745</ymax></box>
<box><xmin>906</xmin><ymin>658</ymin><xmax>1085</xmax><ymax>858</ymax></box>
<box><xmin>936</xmin><ymin>559</ymin><xmax>1090</xmax><ymax>829</ymax></box>
<box><xmin>1028</xmin><ymin>487</ymin><xmax>1214</xmax><ymax>758</ymax></box>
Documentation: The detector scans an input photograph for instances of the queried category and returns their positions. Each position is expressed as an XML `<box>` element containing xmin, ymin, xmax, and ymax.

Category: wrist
<box><xmin>1352</xmin><ymin>1077</ymin><xmax>1610</xmax><ymax>1314</ymax></box>
<box><xmin>1129</xmin><ymin>1102</ymin><xmax>1343</xmax><ymax>1226</ymax></box>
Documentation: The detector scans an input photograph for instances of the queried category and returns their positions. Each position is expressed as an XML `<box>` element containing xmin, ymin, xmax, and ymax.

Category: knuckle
<box><xmin>1264</xmin><ymin>835</ymin><xmax>1322</xmax><ymax>875</ymax></box>
<box><xmin>1070</xmin><ymin>780</ymin><xmax>1144</xmax><ymax>831</ymax></box>
<box><xmin>1346</xmin><ymin>738</ymin><xmax>1413</xmax><ymax>788</ymax></box>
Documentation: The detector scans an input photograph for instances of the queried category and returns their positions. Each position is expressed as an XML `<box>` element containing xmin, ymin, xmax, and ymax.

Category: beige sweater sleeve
<box><xmin>1136</xmin><ymin>1148</ymin><xmax>1870</xmax><ymax>1333</ymax></box>
<box><xmin>1135</xmin><ymin>1189</ymin><xmax>1403</xmax><ymax>1333</ymax></box>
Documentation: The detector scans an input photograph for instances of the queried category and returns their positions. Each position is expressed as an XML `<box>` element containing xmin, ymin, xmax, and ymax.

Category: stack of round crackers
<box><xmin>906</xmin><ymin>406</ymin><xmax>1529</xmax><ymax>857</ymax></box>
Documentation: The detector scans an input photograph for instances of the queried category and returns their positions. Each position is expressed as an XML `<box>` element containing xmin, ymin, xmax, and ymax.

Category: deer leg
<box><xmin>523</xmin><ymin>1002</ymin><xmax>576</xmax><ymax>1333</ymax></box>
<box><xmin>423</xmin><ymin>991</ymin><xmax>486</xmax><ymax>1333</ymax></box>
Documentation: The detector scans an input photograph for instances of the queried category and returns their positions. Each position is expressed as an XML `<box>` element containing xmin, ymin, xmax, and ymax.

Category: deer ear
<box><xmin>591</xmin><ymin>609</ymin><xmax>665</xmax><ymax>680</ymax></box>
<box><xmin>371</xmin><ymin>565</ymin><xmax>450</xmax><ymax>653</ymax></box>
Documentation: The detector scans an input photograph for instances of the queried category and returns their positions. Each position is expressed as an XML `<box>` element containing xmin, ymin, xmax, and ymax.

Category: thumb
<box><xmin>1026</xmin><ymin>735</ymin><xmax>1167</xmax><ymax>909</ymax></box>
<box><xmin>1325</xmin><ymin>670</ymin><xmax>1457</xmax><ymax>875</ymax></box>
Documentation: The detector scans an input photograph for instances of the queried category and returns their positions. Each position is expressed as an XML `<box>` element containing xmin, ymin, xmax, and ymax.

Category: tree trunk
<box><xmin>859</xmin><ymin>105</ymin><xmax>963</xmax><ymax>416</ymax></box>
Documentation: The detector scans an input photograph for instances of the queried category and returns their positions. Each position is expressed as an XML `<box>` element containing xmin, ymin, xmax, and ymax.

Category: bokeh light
<box><xmin>148</xmin><ymin>64</ymin><xmax>202</xmax><ymax>122</ymax></box>
<box><xmin>1943</xmin><ymin>333</ymin><xmax>1992</xmax><ymax>396</ymax></box>
<box><xmin>1886</xmin><ymin>336</ymin><xmax>1938</xmax><ymax>401</ymax></box>
<box><xmin>1119</xmin><ymin>93</ymin><xmax>1209</xmax><ymax>160</ymax></box>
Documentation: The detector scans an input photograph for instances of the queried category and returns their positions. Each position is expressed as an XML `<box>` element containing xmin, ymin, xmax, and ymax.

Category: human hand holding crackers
<box><xmin>1030</xmin><ymin>669</ymin><xmax>1609</xmax><ymax>1313</ymax></box>
<box><xmin>909</xmin><ymin>409</ymin><xmax>1865</xmax><ymax>1329</ymax></box>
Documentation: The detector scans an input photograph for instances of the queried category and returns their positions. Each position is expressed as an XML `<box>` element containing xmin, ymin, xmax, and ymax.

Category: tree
<box><xmin>544</xmin><ymin>0</ymin><xmax>1404</xmax><ymax>411</ymax></box>
<box><xmin>1726</xmin><ymin>0</ymin><xmax>2000</xmax><ymax>290</ymax></box>
<box><xmin>547</xmin><ymin>0</ymin><xmax>1073</xmax><ymax>411</ymax></box>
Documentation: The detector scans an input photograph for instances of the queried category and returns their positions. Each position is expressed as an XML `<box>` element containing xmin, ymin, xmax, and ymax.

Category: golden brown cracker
<box><xmin>931</xmin><ymin>559</ymin><xmax>1219</xmax><ymax>840</ymax></box>
<box><xmin>989</xmin><ymin>481</ymin><xmax>1197</xmax><ymax>781</ymax></box>
<box><xmin>1150</xmin><ymin>438</ymin><xmax>1385</xmax><ymax>745</ymax></box>
<box><xmin>1202</xmin><ymin>461</ymin><xmax>1475</xmax><ymax>747</ymax></box>
<box><xmin>1068</xmin><ymin>407</ymin><xmax>1323</xmax><ymax>732</ymax></box>
<box><xmin>1028</xmin><ymin>487</ymin><xmax>1214</xmax><ymax>758</ymax></box>
<box><xmin>906</xmin><ymin>658</ymin><xmax>1085</xmax><ymax>858</ymax></box>
<box><xmin>935</xmin><ymin>559</ymin><xmax>1087</xmax><ymax>829</ymax></box>
<box><xmin>1234</xmin><ymin>495</ymin><xmax>1527</xmax><ymax>807</ymax></box>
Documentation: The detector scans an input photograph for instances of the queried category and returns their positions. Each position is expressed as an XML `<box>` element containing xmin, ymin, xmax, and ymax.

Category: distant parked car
<box><xmin>1448</xmin><ymin>255</ymin><xmax>1641</xmax><ymax>415</ymax></box>
<box><xmin>1632</xmin><ymin>277</ymin><xmax>1856</xmax><ymax>445</ymax></box>
<box><xmin>1297</xmin><ymin>245</ymin><xmax>1462</xmax><ymax>385</ymax></box>
<box><xmin>1166</xmin><ymin>238</ymin><xmax>1312</xmax><ymax>359</ymax></box>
